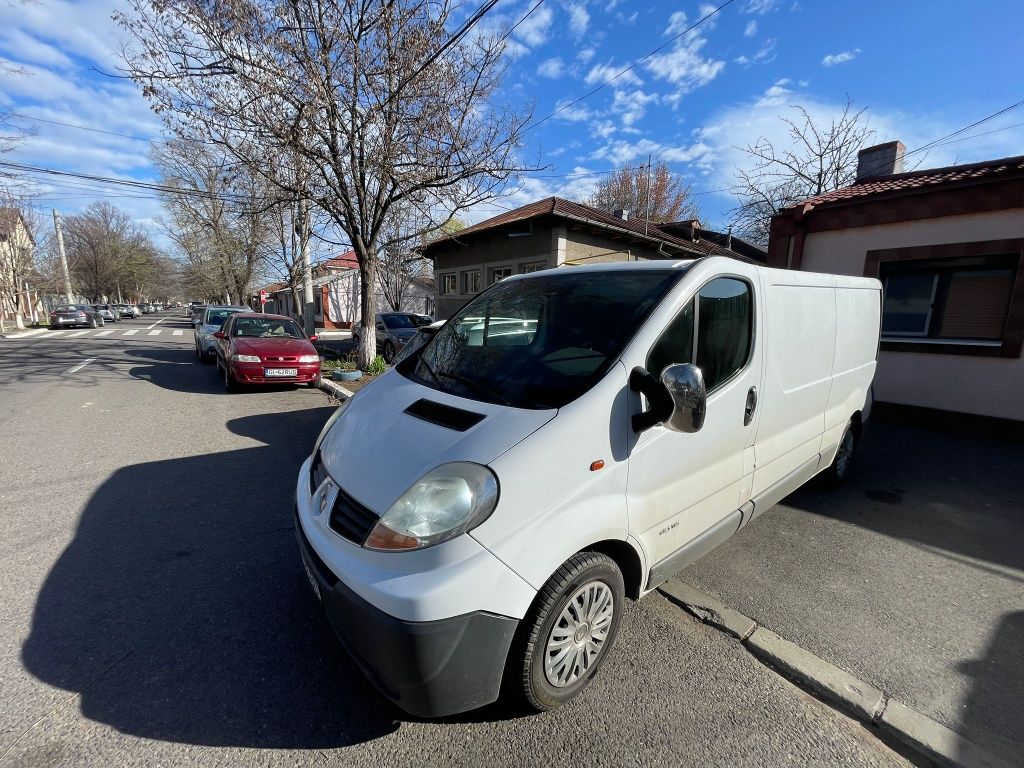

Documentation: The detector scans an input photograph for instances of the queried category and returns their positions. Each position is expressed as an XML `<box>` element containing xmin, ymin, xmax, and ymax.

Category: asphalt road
<box><xmin>681</xmin><ymin>419</ymin><xmax>1024</xmax><ymax>766</ymax></box>
<box><xmin>0</xmin><ymin>313</ymin><xmax>913</xmax><ymax>768</ymax></box>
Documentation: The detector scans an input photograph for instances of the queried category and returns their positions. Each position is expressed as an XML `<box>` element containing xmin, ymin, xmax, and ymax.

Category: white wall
<box><xmin>800</xmin><ymin>209</ymin><xmax>1024</xmax><ymax>421</ymax></box>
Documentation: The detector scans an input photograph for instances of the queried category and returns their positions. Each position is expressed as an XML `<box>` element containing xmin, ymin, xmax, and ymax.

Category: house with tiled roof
<box><xmin>767</xmin><ymin>141</ymin><xmax>1024</xmax><ymax>423</ymax></box>
<box><xmin>421</xmin><ymin>196</ymin><xmax>765</xmax><ymax>320</ymax></box>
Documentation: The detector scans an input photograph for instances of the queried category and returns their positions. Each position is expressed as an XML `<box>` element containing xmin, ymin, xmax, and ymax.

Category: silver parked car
<box><xmin>115</xmin><ymin>303</ymin><xmax>141</xmax><ymax>318</ymax></box>
<box><xmin>92</xmin><ymin>304</ymin><xmax>121</xmax><ymax>322</ymax></box>
<box><xmin>352</xmin><ymin>312</ymin><xmax>434</xmax><ymax>362</ymax></box>
<box><xmin>195</xmin><ymin>305</ymin><xmax>250</xmax><ymax>362</ymax></box>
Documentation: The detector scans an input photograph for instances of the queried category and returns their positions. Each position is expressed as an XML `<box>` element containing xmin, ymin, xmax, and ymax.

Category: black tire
<box><xmin>383</xmin><ymin>341</ymin><xmax>395</xmax><ymax>363</ymax></box>
<box><xmin>351</xmin><ymin>333</ymin><xmax>360</xmax><ymax>349</ymax></box>
<box><xmin>306</xmin><ymin>371</ymin><xmax>322</xmax><ymax>388</ymax></box>
<box><xmin>90</xmin><ymin>317</ymin><xmax>98</xmax><ymax>328</ymax></box>
<box><xmin>223</xmin><ymin>362</ymin><xmax>238</xmax><ymax>393</ymax></box>
<box><xmin>518</xmin><ymin>552</ymin><xmax>624</xmax><ymax>711</ymax></box>
<box><xmin>823</xmin><ymin>419</ymin><xmax>856</xmax><ymax>486</ymax></box>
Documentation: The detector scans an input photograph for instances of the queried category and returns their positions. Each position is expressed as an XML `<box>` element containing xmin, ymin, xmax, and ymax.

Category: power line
<box><xmin>7</xmin><ymin>112</ymin><xmax>158</xmax><ymax>144</ymax></box>
<box><xmin>526</xmin><ymin>0</ymin><xmax>738</xmax><ymax>131</ymax></box>
<box><xmin>903</xmin><ymin>98</ymin><xmax>1024</xmax><ymax>162</ymax></box>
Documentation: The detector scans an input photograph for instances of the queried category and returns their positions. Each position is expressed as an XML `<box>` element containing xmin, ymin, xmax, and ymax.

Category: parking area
<box><xmin>677</xmin><ymin>415</ymin><xmax>1024</xmax><ymax>767</ymax></box>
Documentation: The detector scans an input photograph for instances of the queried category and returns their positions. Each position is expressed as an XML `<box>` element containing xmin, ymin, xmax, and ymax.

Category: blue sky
<box><xmin>1</xmin><ymin>0</ymin><xmax>1023</xmax><ymax>239</ymax></box>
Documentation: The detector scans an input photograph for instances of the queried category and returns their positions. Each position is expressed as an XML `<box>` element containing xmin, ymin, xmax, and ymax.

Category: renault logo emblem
<box><xmin>319</xmin><ymin>481</ymin><xmax>334</xmax><ymax>516</ymax></box>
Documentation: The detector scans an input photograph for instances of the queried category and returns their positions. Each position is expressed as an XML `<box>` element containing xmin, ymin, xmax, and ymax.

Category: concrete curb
<box><xmin>0</xmin><ymin>328</ymin><xmax>48</xmax><ymax>339</ymax></box>
<box><xmin>316</xmin><ymin>377</ymin><xmax>355</xmax><ymax>401</ymax></box>
<box><xmin>658</xmin><ymin>580</ymin><xmax>1013</xmax><ymax>768</ymax></box>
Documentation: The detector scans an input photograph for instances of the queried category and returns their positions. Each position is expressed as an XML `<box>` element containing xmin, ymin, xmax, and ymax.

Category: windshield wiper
<box><xmin>416</xmin><ymin>356</ymin><xmax>443</xmax><ymax>387</ymax></box>
<box><xmin>436</xmin><ymin>370</ymin><xmax>513</xmax><ymax>407</ymax></box>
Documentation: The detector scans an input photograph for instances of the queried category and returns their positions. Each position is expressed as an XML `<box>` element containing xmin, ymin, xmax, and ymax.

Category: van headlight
<box><xmin>364</xmin><ymin>462</ymin><xmax>499</xmax><ymax>551</ymax></box>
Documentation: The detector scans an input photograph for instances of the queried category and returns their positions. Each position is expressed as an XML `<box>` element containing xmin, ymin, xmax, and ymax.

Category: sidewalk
<box><xmin>677</xmin><ymin>418</ymin><xmax>1024</xmax><ymax>767</ymax></box>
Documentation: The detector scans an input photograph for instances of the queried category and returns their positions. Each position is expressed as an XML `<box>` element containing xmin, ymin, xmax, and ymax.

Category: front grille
<box><xmin>266</xmin><ymin>355</ymin><xmax>299</xmax><ymax>362</ymax></box>
<box><xmin>309</xmin><ymin>450</ymin><xmax>328</xmax><ymax>496</ymax></box>
<box><xmin>329</xmin><ymin>486</ymin><xmax>380</xmax><ymax>545</ymax></box>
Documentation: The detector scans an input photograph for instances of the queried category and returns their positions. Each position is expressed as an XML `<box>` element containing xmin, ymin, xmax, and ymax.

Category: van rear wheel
<box><xmin>518</xmin><ymin>552</ymin><xmax>624</xmax><ymax>711</ymax></box>
<box><xmin>824</xmin><ymin>419</ymin><xmax>856</xmax><ymax>485</ymax></box>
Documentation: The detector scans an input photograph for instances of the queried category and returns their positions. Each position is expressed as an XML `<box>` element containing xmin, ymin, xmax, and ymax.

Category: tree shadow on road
<box><xmin>21</xmin><ymin>406</ymin><xmax>400</xmax><ymax>748</ymax></box>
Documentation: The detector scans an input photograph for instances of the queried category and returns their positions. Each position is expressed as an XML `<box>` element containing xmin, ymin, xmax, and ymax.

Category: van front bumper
<box><xmin>294</xmin><ymin>507</ymin><xmax>518</xmax><ymax>717</ymax></box>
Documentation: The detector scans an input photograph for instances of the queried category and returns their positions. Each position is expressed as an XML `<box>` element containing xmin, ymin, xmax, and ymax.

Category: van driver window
<box><xmin>647</xmin><ymin>278</ymin><xmax>752</xmax><ymax>392</ymax></box>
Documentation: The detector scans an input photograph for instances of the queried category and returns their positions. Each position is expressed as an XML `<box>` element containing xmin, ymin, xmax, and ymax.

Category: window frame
<box><xmin>645</xmin><ymin>275</ymin><xmax>756</xmax><ymax>397</ymax></box>
<box><xmin>439</xmin><ymin>273</ymin><xmax>458</xmax><ymax>296</ymax></box>
<box><xmin>461</xmin><ymin>269</ymin><xmax>482</xmax><ymax>296</ymax></box>
<box><xmin>488</xmin><ymin>265</ymin><xmax>513</xmax><ymax>285</ymax></box>
<box><xmin>519</xmin><ymin>260</ymin><xmax>547</xmax><ymax>274</ymax></box>
<box><xmin>867</xmin><ymin>239</ymin><xmax>1024</xmax><ymax>359</ymax></box>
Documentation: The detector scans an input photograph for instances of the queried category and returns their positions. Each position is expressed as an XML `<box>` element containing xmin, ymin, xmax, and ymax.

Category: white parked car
<box><xmin>294</xmin><ymin>257</ymin><xmax>881</xmax><ymax>717</ymax></box>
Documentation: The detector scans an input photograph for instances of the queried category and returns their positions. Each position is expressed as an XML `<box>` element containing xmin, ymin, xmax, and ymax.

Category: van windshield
<box><xmin>403</xmin><ymin>268</ymin><xmax>682</xmax><ymax>409</ymax></box>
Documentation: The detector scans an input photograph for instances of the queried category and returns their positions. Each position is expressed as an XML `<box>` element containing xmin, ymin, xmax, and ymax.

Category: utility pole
<box><xmin>644</xmin><ymin>154</ymin><xmax>653</xmax><ymax>237</ymax></box>
<box><xmin>298</xmin><ymin>198</ymin><xmax>315</xmax><ymax>336</ymax></box>
<box><xmin>52</xmin><ymin>209</ymin><xmax>73</xmax><ymax>302</ymax></box>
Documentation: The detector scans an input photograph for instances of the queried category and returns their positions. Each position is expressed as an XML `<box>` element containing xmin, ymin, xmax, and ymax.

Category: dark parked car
<box><xmin>213</xmin><ymin>313</ymin><xmax>321</xmax><ymax>392</ymax></box>
<box><xmin>92</xmin><ymin>304</ymin><xmax>121</xmax><ymax>322</ymax></box>
<box><xmin>49</xmin><ymin>304</ymin><xmax>104</xmax><ymax>329</ymax></box>
<box><xmin>352</xmin><ymin>312</ymin><xmax>434</xmax><ymax>362</ymax></box>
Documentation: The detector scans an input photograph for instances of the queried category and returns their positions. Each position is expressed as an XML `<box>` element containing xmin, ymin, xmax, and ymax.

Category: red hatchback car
<box><xmin>213</xmin><ymin>313</ymin><xmax>321</xmax><ymax>391</ymax></box>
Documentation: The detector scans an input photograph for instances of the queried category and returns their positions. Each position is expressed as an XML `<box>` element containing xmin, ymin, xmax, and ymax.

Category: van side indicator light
<box><xmin>590</xmin><ymin>460</ymin><xmax>605</xmax><ymax>471</ymax></box>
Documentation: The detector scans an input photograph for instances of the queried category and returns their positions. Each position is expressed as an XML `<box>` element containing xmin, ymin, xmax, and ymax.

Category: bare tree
<box><xmin>0</xmin><ymin>188</ymin><xmax>40</xmax><ymax>331</ymax></box>
<box><xmin>730</xmin><ymin>99</ymin><xmax>875</xmax><ymax>245</ymax></box>
<box><xmin>118</xmin><ymin>0</ymin><xmax>534</xmax><ymax>367</ymax></box>
<box><xmin>64</xmin><ymin>202</ymin><xmax>162</xmax><ymax>302</ymax></box>
<box><xmin>581</xmin><ymin>161</ymin><xmax>701</xmax><ymax>223</ymax></box>
<box><xmin>152</xmin><ymin>141</ymin><xmax>271</xmax><ymax>304</ymax></box>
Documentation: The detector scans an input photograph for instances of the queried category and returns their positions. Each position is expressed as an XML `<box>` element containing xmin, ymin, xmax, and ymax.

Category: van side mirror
<box><xmin>629</xmin><ymin>364</ymin><xmax>706</xmax><ymax>434</ymax></box>
<box><xmin>660</xmin><ymin>363</ymin><xmax>706</xmax><ymax>433</ymax></box>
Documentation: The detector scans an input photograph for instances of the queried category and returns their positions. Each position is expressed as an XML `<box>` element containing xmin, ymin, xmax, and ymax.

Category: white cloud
<box><xmin>644</xmin><ymin>35</ymin><xmax>725</xmax><ymax>93</ymax></box>
<box><xmin>585</xmin><ymin>61</ymin><xmax>643</xmax><ymax>88</ymax></box>
<box><xmin>743</xmin><ymin>0</ymin><xmax>779</xmax><ymax>13</ymax></box>
<box><xmin>665</xmin><ymin>11</ymin><xmax>688</xmax><ymax>35</ymax></box>
<box><xmin>612</xmin><ymin>89</ymin><xmax>660</xmax><ymax>127</ymax></box>
<box><xmin>821</xmin><ymin>49</ymin><xmax>861</xmax><ymax>67</ymax></box>
<box><xmin>515</xmin><ymin>5</ymin><xmax>554</xmax><ymax>47</ymax></box>
<box><xmin>553</xmin><ymin>100</ymin><xmax>593</xmax><ymax>122</ymax></box>
<box><xmin>577</xmin><ymin>47</ymin><xmax>596</xmax><ymax>63</ymax></box>
<box><xmin>744</xmin><ymin>20</ymin><xmax>758</xmax><ymax>37</ymax></box>
<box><xmin>537</xmin><ymin>57</ymin><xmax>565</xmax><ymax>78</ymax></box>
<box><xmin>567</xmin><ymin>3</ymin><xmax>590</xmax><ymax>38</ymax></box>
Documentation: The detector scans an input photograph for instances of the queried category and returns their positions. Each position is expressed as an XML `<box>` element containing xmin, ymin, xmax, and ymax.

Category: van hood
<box><xmin>319</xmin><ymin>370</ymin><xmax>556</xmax><ymax>515</ymax></box>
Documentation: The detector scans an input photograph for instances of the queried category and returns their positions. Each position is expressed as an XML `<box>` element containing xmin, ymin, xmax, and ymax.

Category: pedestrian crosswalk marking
<box><xmin>123</xmin><ymin>329</ymin><xmax>139</xmax><ymax>336</ymax></box>
<box><xmin>148</xmin><ymin>329</ymin><xmax>162</xmax><ymax>336</ymax></box>
<box><xmin>67</xmin><ymin>330</ymin><xmax>89</xmax><ymax>337</ymax></box>
<box><xmin>96</xmin><ymin>330</ymin><xmax>114</xmax><ymax>336</ymax></box>
<box><xmin>46</xmin><ymin>331</ymin><xmax>67</xmax><ymax>337</ymax></box>
<box><xmin>172</xmin><ymin>329</ymin><xmax>183</xmax><ymax>336</ymax></box>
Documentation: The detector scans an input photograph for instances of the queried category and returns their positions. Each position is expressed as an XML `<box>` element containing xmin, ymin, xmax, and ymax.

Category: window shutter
<box><xmin>938</xmin><ymin>271</ymin><xmax>1014</xmax><ymax>339</ymax></box>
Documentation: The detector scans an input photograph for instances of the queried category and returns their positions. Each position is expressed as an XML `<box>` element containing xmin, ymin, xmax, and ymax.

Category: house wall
<box><xmin>798</xmin><ymin>207</ymin><xmax>1024</xmax><ymax>421</ymax></box>
<box><xmin>432</xmin><ymin>225</ymin><xmax>556</xmax><ymax>319</ymax></box>
<box><xmin>563</xmin><ymin>230</ymin><xmax>665</xmax><ymax>265</ymax></box>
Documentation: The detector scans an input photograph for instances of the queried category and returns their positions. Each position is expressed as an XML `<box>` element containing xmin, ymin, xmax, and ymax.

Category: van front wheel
<box><xmin>519</xmin><ymin>552</ymin><xmax>624</xmax><ymax>711</ymax></box>
<box><xmin>824</xmin><ymin>419</ymin><xmax>856</xmax><ymax>485</ymax></box>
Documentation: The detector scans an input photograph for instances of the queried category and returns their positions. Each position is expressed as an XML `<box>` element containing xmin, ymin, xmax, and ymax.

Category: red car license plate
<box><xmin>265</xmin><ymin>368</ymin><xmax>298</xmax><ymax>377</ymax></box>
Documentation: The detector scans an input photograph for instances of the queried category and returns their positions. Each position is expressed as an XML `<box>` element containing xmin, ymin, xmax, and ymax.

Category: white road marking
<box><xmin>67</xmin><ymin>330</ymin><xmax>89</xmax><ymax>338</ymax></box>
<box><xmin>172</xmin><ymin>329</ymin><xmax>183</xmax><ymax>336</ymax></box>
<box><xmin>122</xmin><ymin>329</ymin><xmax>139</xmax><ymax>336</ymax></box>
<box><xmin>45</xmin><ymin>331</ymin><xmax>67</xmax><ymax>337</ymax></box>
<box><xmin>65</xmin><ymin>358</ymin><xmax>96</xmax><ymax>374</ymax></box>
<box><xmin>96</xmin><ymin>330</ymin><xmax>115</xmax><ymax>336</ymax></box>
<box><xmin>146</xmin><ymin>317</ymin><xmax>165</xmax><ymax>330</ymax></box>
<box><xmin>148</xmin><ymin>329</ymin><xmax>162</xmax><ymax>336</ymax></box>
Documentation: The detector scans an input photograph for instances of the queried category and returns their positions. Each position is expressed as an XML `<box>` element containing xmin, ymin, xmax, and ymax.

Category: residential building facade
<box><xmin>767</xmin><ymin>142</ymin><xmax>1024</xmax><ymax>422</ymax></box>
<box><xmin>422</xmin><ymin>197</ymin><xmax>765</xmax><ymax>320</ymax></box>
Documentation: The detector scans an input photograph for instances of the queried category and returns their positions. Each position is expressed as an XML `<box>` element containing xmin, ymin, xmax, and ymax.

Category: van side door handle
<box><xmin>744</xmin><ymin>386</ymin><xmax>758</xmax><ymax>426</ymax></box>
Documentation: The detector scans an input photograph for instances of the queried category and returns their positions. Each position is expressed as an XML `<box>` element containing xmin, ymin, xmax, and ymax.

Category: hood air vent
<box><xmin>404</xmin><ymin>399</ymin><xmax>486</xmax><ymax>432</ymax></box>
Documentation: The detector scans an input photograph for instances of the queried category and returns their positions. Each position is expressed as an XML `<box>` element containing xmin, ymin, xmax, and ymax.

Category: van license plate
<box><xmin>303</xmin><ymin>561</ymin><xmax>321</xmax><ymax>602</ymax></box>
<box><xmin>265</xmin><ymin>368</ymin><xmax>298</xmax><ymax>377</ymax></box>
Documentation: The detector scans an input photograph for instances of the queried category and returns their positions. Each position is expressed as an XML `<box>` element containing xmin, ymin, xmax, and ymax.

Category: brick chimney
<box><xmin>856</xmin><ymin>141</ymin><xmax>906</xmax><ymax>181</ymax></box>
<box><xmin>614</xmin><ymin>208</ymin><xmax>629</xmax><ymax>221</ymax></box>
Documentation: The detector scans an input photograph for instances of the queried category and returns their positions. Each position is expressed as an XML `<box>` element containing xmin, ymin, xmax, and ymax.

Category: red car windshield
<box><xmin>231</xmin><ymin>317</ymin><xmax>304</xmax><ymax>339</ymax></box>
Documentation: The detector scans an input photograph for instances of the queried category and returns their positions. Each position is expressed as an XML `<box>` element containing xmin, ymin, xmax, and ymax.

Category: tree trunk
<box><xmin>357</xmin><ymin>246</ymin><xmax>378</xmax><ymax>369</ymax></box>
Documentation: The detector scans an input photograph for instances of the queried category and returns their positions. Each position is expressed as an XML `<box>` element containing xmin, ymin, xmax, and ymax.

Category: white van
<box><xmin>295</xmin><ymin>257</ymin><xmax>880</xmax><ymax>717</ymax></box>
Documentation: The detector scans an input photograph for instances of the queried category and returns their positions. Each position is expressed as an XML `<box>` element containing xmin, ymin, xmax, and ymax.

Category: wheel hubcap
<box><xmin>544</xmin><ymin>580</ymin><xmax>614</xmax><ymax>688</ymax></box>
<box><xmin>835</xmin><ymin>430</ymin><xmax>854</xmax><ymax>476</ymax></box>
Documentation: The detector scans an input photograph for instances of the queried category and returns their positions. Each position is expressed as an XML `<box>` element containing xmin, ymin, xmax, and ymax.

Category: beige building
<box><xmin>0</xmin><ymin>208</ymin><xmax>39</xmax><ymax>330</ymax></box>
<box><xmin>768</xmin><ymin>143</ymin><xmax>1024</xmax><ymax>423</ymax></box>
<box><xmin>422</xmin><ymin>197</ymin><xmax>765</xmax><ymax>320</ymax></box>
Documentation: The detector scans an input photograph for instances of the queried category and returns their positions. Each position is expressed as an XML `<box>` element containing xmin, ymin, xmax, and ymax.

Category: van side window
<box><xmin>646</xmin><ymin>278</ymin><xmax>753</xmax><ymax>392</ymax></box>
<box><xmin>696</xmin><ymin>278</ymin><xmax>752</xmax><ymax>390</ymax></box>
<box><xmin>646</xmin><ymin>300</ymin><xmax>694</xmax><ymax>376</ymax></box>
